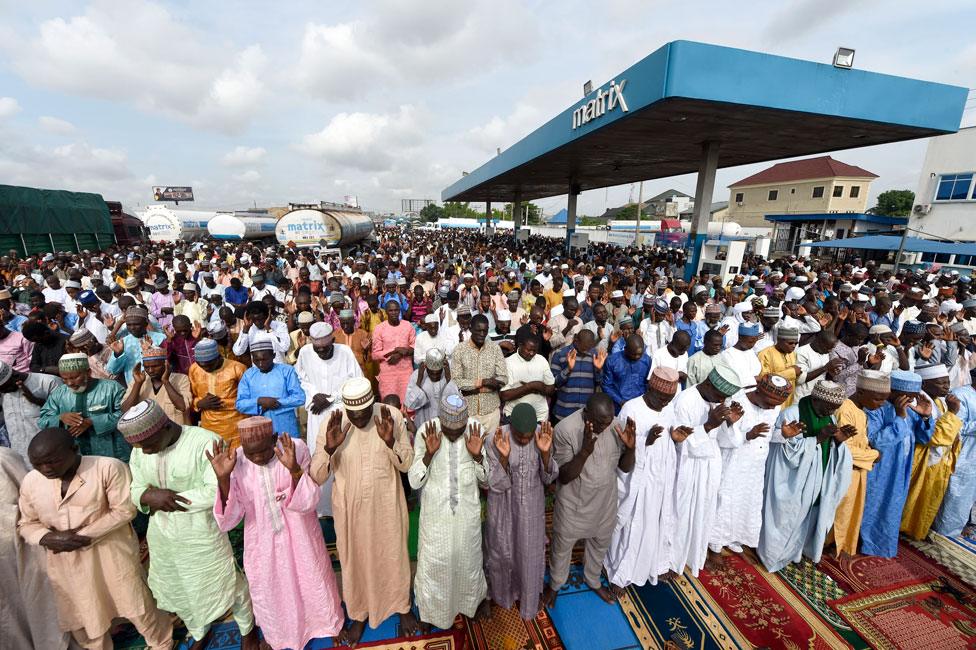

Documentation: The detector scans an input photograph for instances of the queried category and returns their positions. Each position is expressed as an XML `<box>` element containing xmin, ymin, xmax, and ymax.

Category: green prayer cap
<box><xmin>509</xmin><ymin>403</ymin><xmax>537</xmax><ymax>435</ymax></box>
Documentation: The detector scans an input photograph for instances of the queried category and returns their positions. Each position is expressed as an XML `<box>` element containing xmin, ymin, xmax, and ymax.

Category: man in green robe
<box><xmin>121</xmin><ymin>398</ymin><xmax>261</xmax><ymax>650</ymax></box>
<box><xmin>38</xmin><ymin>353</ymin><xmax>129</xmax><ymax>462</ymax></box>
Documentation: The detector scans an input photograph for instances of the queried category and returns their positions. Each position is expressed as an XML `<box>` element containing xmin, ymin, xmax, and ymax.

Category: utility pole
<box><xmin>634</xmin><ymin>181</ymin><xmax>644</xmax><ymax>247</ymax></box>
<box><xmin>893</xmin><ymin>223</ymin><xmax>910</xmax><ymax>273</ymax></box>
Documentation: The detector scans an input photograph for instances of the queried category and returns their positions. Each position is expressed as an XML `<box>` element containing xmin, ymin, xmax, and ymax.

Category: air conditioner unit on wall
<box><xmin>913</xmin><ymin>204</ymin><xmax>931</xmax><ymax>215</ymax></box>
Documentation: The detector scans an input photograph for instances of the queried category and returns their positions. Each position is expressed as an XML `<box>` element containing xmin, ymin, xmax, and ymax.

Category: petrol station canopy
<box><xmin>442</xmin><ymin>41</ymin><xmax>968</xmax><ymax>203</ymax></box>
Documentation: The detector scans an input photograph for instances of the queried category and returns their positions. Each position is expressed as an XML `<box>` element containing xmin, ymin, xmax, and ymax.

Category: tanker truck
<box><xmin>207</xmin><ymin>211</ymin><xmax>277</xmax><ymax>240</ymax></box>
<box><xmin>275</xmin><ymin>204</ymin><xmax>374</xmax><ymax>248</ymax></box>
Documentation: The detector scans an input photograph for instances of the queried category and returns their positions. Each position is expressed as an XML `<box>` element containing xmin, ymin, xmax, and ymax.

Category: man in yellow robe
<box><xmin>832</xmin><ymin>369</ymin><xmax>886</xmax><ymax>556</ymax></box>
<box><xmin>901</xmin><ymin>364</ymin><xmax>963</xmax><ymax>539</ymax></box>
<box><xmin>759</xmin><ymin>326</ymin><xmax>801</xmax><ymax>407</ymax></box>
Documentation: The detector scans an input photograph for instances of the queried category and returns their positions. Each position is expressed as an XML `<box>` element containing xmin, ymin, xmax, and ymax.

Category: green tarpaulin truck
<box><xmin>0</xmin><ymin>184</ymin><xmax>117</xmax><ymax>255</ymax></box>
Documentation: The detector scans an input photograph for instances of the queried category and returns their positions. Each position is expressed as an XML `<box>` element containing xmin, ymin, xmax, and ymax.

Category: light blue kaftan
<box><xmin>933</xmin><ymin>385</ymin><xmax>976</xmax><ymax>536</ymax></box>
<box><xmin>105</xmin><ymin>331</ymin><xmax>167</xmax><ymax>384</ymax></box>
<box><xmin>235</xmin><ymin>363</ymin><xmax>306</xmax><ymax>438</ymax></box>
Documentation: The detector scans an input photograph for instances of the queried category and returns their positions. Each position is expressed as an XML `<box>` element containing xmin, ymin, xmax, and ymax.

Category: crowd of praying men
<box><xmin>2</xmin><ymin>225</ymin><xmax>976</xmax><ymax>650</ymax></box>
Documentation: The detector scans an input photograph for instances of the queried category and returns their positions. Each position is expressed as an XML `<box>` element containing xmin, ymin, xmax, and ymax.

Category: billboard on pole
<box><xmin>152</xmin><ymin>186</ymin><xmax>194</xmax><ymax>202</ymax></box>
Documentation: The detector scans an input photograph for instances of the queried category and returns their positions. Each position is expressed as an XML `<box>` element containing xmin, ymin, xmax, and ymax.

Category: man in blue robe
<box><xmin>859</xmin><ymin>370</ymin><xmax>925</xmax><ymax>557</ymax></box>
<box><xmin>933</xmin><ymin>376</ymin><xmax>976</xmax><ymax>536</ymax></box>
<box><xmin>235</xmin><ymin>336</ymin><xmax>305</xmax><ymax>438</ymax></box>
<box><xmin>602</xmin><ymin>334</ymin><xmax>652</xmax><ymax>413</ymax></box>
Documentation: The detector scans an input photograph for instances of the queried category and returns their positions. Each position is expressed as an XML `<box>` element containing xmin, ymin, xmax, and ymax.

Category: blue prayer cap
<box><xmin>738</xmin><ymin>322</ymin><xmax>762</xmax><ymax>337</ymax></box>
<box><xmin>194</xmin><ymin>338</ymin><xmax>220</xmax><ymax>363</ymax></box>
<box><xmin>889</xmin><ymin>370</ymin><xmax>922</xmax><ymax>393</ymax></box>
<box><xmin>902</xmin><ymin>320</ymin><xmax>926</xmax><ymax>335</ymax></box>
<box><xmin>78</xmin><ymin>290</ymin><xmax>99</xmax><ymax>306</ymax></box>
<box><xmin>653</xmin><ymin>299</ymin><xmax>669</xmax><ymax>314</ymax></box>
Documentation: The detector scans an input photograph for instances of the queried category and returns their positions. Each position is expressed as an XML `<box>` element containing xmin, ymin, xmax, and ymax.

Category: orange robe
<box><xmin>832</xmin><ymin>399</ymin><xmax>879</xmax><ymax>555</ymax></box>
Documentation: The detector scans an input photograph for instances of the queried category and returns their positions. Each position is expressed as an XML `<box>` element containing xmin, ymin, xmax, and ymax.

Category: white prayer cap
<box><xmin>610</xmin><ymin>290</ymin><xmax>624</xmax><ymax>298</ymax></box>
<box><xmin>785</xmin><ymin>287</ymin><xmax>806</xmax><ymax>302</ymax></box>
<box><xmin>309</xmin><ymin>322</ymin><xmax>334</xmax><ymax>340</ymax></box>
<box><xmin>550</xmin><ymin>305</ymin><xmax>564</xmax><ymax>318</ymax></box>
<box><xmin>917</xmin><ymin>364</ymin><xmax>949</xmax><ymax>380</ymax></box>
<box><xmin>496</xmin><ymin>309</ymin><xmax>512</xmax><ymax>321</ymax></box>
<box><xmin>940</xmin><ymin>300</ymin><xmax>962</xmax><ymax>315</ymax></box>
<box><xmin>424</xmin><ymin>313</ymin><xmax>439</xmax><ymax>324</ymax></box>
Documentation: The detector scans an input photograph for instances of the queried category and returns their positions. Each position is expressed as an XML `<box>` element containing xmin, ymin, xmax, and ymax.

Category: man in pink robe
<box><xmin>371</xmin><ymin>299</ymin><xmax>416</xmax><ymax>403</ymax></box>
<box><xmin>210</xmin><ymin>416</ymin><xmax>343</xmax><ymax>649</ymax></box>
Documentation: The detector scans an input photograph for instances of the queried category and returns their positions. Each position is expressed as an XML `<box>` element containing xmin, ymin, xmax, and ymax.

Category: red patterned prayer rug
<box><xmin>696</xmin><ymin>551</ymin><xmax>850</xmax><ymax>649</ymax></box>
<box><xmin>817</xmin><ymin>540</ymin><xmax>966</xmax><ymax>593</ymax></box>
<box><xmin>831</xmin><ymin>578</ymin><xmax>976</xmax><ymax>650</ymax></box>
<box><xmin>351</xmin><ymin>628</ymin><xmax>467</xmax><ymax>650</ymax></box>
<box><xmin>456</xmin><ymin>602</ymin><xmax>565</xmax><ymax>650</ymax></box>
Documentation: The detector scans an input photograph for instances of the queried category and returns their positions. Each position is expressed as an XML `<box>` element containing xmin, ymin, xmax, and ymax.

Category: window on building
<box><xmin>935</xmin><ymin>173</ymin><xmax>974</xmax><ymax>201</ymax></box>
<box><xmin>812</xmin><ymin>186</ymin><xmax>825</xmax><ymax>198</ymax></box>
<box><xmin>734</xmin><ymin>192</ymin><xmax>744</xmax><ymax>203</ymax></box>
<box><xmin>832</xmin><ymin>185</ymin><xmax>844</xmax><ymax>197</ymax></box>
<box><xmin>850</xmin><ymin>185</ymin><xmax>860</xmax><ymax>198</ymax></box>
<box><xmin>768</xmin><ymin>190</ymin><xmax>778</xmax><ymax>201</ymax></box>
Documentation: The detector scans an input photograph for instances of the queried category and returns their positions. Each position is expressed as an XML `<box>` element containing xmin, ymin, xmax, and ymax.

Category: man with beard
<box><xmin>295</xmin><ymin>322</ymin><xmax>363</xmax><ymax>516</ymax></box>
<box><xmin>121</xmin><ymin>347</ymin><xmax>191</xmax><ymax>425</ymax></box>
<box><xmin>602</xmin><ymin>335</ymin><xmax>652</xmax><ymax>413</ymax></box>
<box><xmin>236</xmin><ymin>337</ymin><xmax>306</xmax><ymax>439</ymax></box>
<box><xmin>759</xmin><ymin>380</ymin><xmax>854</xmax><ymax>572</ymax></box>
<box><xmin>39</xmin><ymin>353</ymin><xmax>128</xmax><ymax>462</ymax></box>
<box><xmin>310</xmin><ymin>379</ymin><xmax>420</xmax><ymax>645</ymax></box>
<box><xmin>0</xmin><ymin>360</ymin><xmax>62</xmax><ymax>465</ymax></box>
<box><xmin>605</xmin><ymin>367</ymin><xmax>682</xmax><ymax>588</ymax></box>
<box><xmin>105</xmin><ymin>306</ymin><xmax>167</xmax><ymax>384</ymax></box>
<box><xmin>548</xmin><ymin>297</ymin><xmax>583</xmax><ymax>351</ymax></box>
<box><xmin>188</xmin><ymin>338</ymin><xmax>247</xmax><ymax>447</ymax></box>
<box><xmin>22</xmin><ymin>320</ymin><xmax>67</xmax><ymax>377</ymax></box>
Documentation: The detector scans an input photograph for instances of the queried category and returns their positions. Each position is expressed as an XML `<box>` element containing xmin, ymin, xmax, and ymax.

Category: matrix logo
<box><xmin>286</xmin><ymin>221</ymin><xmax>325</xmax><ymax>232</ymax></box>
<box><xmin>572</xmin><ymin>79</ymin><xmax>628</xmax><ymax>130</ymax></box>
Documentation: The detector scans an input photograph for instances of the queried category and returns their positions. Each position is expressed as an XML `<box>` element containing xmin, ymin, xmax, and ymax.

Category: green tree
<box><xmin>871</xmin><ymin>189</ymin><xmax>915</xmax><ymax>216</ymax></box>
<box><xmin>611</xmin><ymin>203</ymin><xmax>653</xmax><ymax>220</ymax></box>
<box><xmin>418</xmin><ymin>203</ymin><xmax>445</xmax><ymax>223</ymax></box>
<box><xmin>443</xmin><ymin>202</ymin><xmax>482</xmax><ymax>219</ymax></box>
<box><xmin>503</xmin><ymin>202</ymin><xmax>543</xmax><ymax>225</ymax></box>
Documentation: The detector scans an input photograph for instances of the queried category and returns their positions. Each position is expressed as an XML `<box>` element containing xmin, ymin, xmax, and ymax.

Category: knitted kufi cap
<box><xmin>950</xmin><ymin>321</ymin><xmax>968</xmax><ymax>334</ymax></box>
<box><xmin>777</xmin><ymin>326</ymin><xmax>800</xmax><ymax>342</ymax></box>
<box><xmin>425</xmin><ymin>348</ymin><xmax>446</xmax><ymax>370</ymax></box>
<box><xmin>902</xmin><ymin>320</ymin><xmax>926</xmax><ymax>335</ymax></box>
<box><xmin>509</xmin><ymin>402</ymin><xmax>538</xmax><ymax>435</ymax></box>
<box><xmin>496</xmin><ymin>309</ymin><xmax>512</xmax><ymax>321</ymax></box>
<box><xmin>154</xmin><ymin>276</ymin><xmax>168</xmax><ymax>287</ymax></box>
<box><xmin>309</xmin><ymin>322</ymin><xmax>334</xmax><ymax>340</ymax></box>
<box><xmin>857</xmin><ymin>369</ymin><xmax>891</xmax><ymax>393</ymax></box>
<box><xmin>654</xmin><ymin>299</ymin><xmax>669</xmax><ymax>314</ymax></box>
<box><xmin>890</xmin><ymin>370</ymin><xmax>922</xmax><ymax>393</ymax></box>
<box><xmin>341</xmin><ymin>376</ymin><xmax>374</xmax><ymax>411</ymax></box>
<box><xmin>739</xmin><ymin>322</ymin><xmax>762</xmax><ymax>337</ymax></box>
<box><xmin>64</xmin><ymin>280</ymin><xmax>81</xmax><ymax>290</ymax></box>
<box><xmin>208</xmin><ymin>322</ymin><xmax>228</xmax><ymax>337</ymax></box>
<box><xmin>963</xmin><ymin>299</ymin><xmax>976</xmax><ymax>309</ymax></box>
<box><xmin>194</xmin><ymin>338</ymin><xmax>219</xmax><ymax>363</ymax></box>
<box><xmin>762</xmin><ymin>307</ymin><xmax>781</xmax><ymax>319</ymax></box>
<box><xmin>124</xmin><ymin>277</ymin><xmax>138</xmax><ymax>289</ymax></box>
<box><xmin>118</xmin><ymin>400</ymin><xmax>169</xmax><ymax>443</ymax></box>
<box><xmin>339</xmin><ymin>309</ymin><xmax>355</xmax><ymax>319</ymax></box>
<box><xmin>142</xmin><ymin>347</ymin><xmax>167</xmax><ymax>362</ymax></box>
<box><xmin>423</xmin><ymin>313</ymin><xmax>439</xmax><ymax>324</ymax></box>
<box><xmin>68</xmin><ymin>328</ymin><xmax>95</xmax><ymax>347</ymax></box>
<box><xmin>704</xmin><ymin>303</ymin><xmax>722</xmax><ymax>314</ymax></box>
<box><xmin>250</xmin><ymin>335</ymin><xmax>276</xmax><ymax>353</ymax></box>
<box><xmin>238</xmin><ymin>416</ymin><xmax>274</xmax><ymax>446</ymax></box>
<box><xmin>917</xmin><ymin>364</ymin><xmax>950</xmax><ymax>380</ymax></box>
<box><xmin>182</xmin><ymin>283</ymin><xmax>197</xmax><ymax>292</ymax></box>
<box><xmin>329</xmin><ymin>292</ymin><xmax>344</xmax><ymax>304</ymax></box>
<box><xmin>438</xmin><ymin>394</ymin><xmax>469</xmax><ymax>428</ymax></box>
<box><xmin>297</xmin><ymin>311</ymin><xmax>315</xmax><ymax>324</ymax></box>
<box><xmin>757</xmin><ymin>374</ymin><xmax>792</xmax><ymax>400</ymax></box>
<box><xmin>811</xmin><ymin>380</ymin><xmax>847</xmax><ymax>407</ymax></box>
<box><xmin>506</xmin><ymin>291</ymin><xmax>520</xmax><ymax>301</ymax></box>
<box><xmin>649</xmin><ymin>367</ymin><xmax>679</xmax><ymax>394</ymax></box>
<box><xmin>868</xmin><ymin>324</ymin><xmax>892</xmax><ymax>335</ymax></box>
<box><xmin>0</xmin><ymin>361</ymin><xmax>12</xmax><ymax>386</ymax></box>
<box><xmin>58</xmin><ymin>352</ymin><xmax>90</xmax><ymax>372</ymax></box>
<box><xmin>921</xmin><ymin>302</ymin><xmax>939</xmax><ymax>314</ymax></box>
<box><xmin>611</xmin><ymin>290</ymin><xmax>624</xmax><ymax>298</ymax></box>
<box><xmin>125</xmin><ymin>305</ymin><xmax>149</xmax><ymax>320</ymax></box>
<box><xmin>456</xmin><ymin>305</ymin><xmax>472</xmax><ymax>316</ymax></box>
<box><xmin>708</xmin><ymin>364</ymin><xmax>741</xmax><ymax>397</ymax></box>
<box><xmin>617</xmin><ymin>316</ymin><xmax>633</xmax><ymax>328</ymax></box>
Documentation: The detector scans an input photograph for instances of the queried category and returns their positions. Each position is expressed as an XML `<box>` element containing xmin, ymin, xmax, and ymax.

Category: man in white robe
<box><xmin>294</xmin><ymin>322</ymin><xmax>363</xmax><ymax>515</ymax></box>
<box><xmin>404</xmin><ymin>349</ymin><xmax>461</xmax><ymax>430</ymax></box>
<box><xmin>719</xmin><ymin>322</ymin><xmax>763</xmax><ymax>389</ymax></box>
<box><xmin>670</xmin><ymin>365</ymin><xmax>742</xmax><ymax>576</ymax></box>
<box><xmin>758</xmin><ymin>380</ymin><xmax>854</xmax><ymax>572</ymax></box>
<box><xmin>408</xmin><ymin>394</ymin><xmax>490</xmax><ymax>630</ymax></box>
<box><xmin>605</xmin><ymin>367</ymin><xmax>681</xmax><ymax>588</ymax></box>
<box><xmin>709</xmin><ymin>375</ymin><xmax>791</xmax><ymax>556</ymax></box>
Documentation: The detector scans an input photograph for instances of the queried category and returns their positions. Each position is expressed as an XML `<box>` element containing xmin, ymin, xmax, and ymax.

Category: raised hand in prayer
<box><xmin>566</xmin><ymin>348</ymin><xmax>577</xmax><ymax>371</ymax></box>
<box><xmin>40</xmin><ymin>529</ymin><xmax>92</xmax><ymax>554</ymax></box>
<box><xmin>161</xmin><ymin>360</ymin><xmax>172</xmax><ymax>383</ymax></box>
<box><xmin>918</xmin><ymin>341</ymin><xmax>935</xmax><ymax>360</ymax></box>
<box><xmin>706</xmin><ymin>404</ymin><xmax>730</xmax><ymax>430</ymax></box>
<box><xmin>520</xmin><ymin>313</ymin><xmax>529</xmax><ymax>326</ymax></box>
<box><xmin>670</xmin><ymin>425</ymin><xmax>693</xmax><ymax>443</ymax></box>
<box><xmin>197</xmin><ymin>393</ymin><xmax>222</xmax><ymax>411</ymax></box>
<box><xmin>582</xmin><ymin>420</ymin><xmax>599</xmax><ymax>453</ymax></box>
<box><xmin>275</xmin><ymin>434</ymin><xmax>299</xmax><ymax>473</ymax></box>
<box><xmin>947</xmin><ymin>393</ymin><xmax>962</xmax><ymax>414</ymax></box>
<box><xmin>910</xmin><ymin>396</ymin><xmax>933</xmax><ymax>418</ymax></box>
<box><xmin>646</xmin><ymin>424</ymin><xmax>664</xmax><ymax>446</ymax></box>
<box><xmin>206</xmin><ymin>440</ymin><xmax>238</xmax><ymax>480</ymax></box>
<box><xmin>309</xmin><ymin>393</ymin><xmax>333</xmax><ymax>415</ymax></box>
<box><xmin>375</xmin><ymin>405</ymin><xmax>396</xmax><ymax>449</ymax></box>
<box><xmin>727</xmin><ymin>401</ymin><xmax>745</xmax><ymax>424</ymax></box>
<box><xmin>361</xmin><ymin>335</ymin><xmax>371</xmax><ymax>351</ymax></box>
<box><xmin>615</xmin><ymin>417</ymin><xmax>637</xmax><ymax>449</ymax></box>
<box><xmin>746</xmin><ymin>422</ymin><xmax>770</xmax><ymax>440</ymax></box>
<box><xmin>780</xmin><ymin>421</ymin><xmax>805</xmax><ymax>439</ymax></box>
<box><xmin>834</xmin><ymin>424</ymin><xmax>859</xmax><ymax>443</ymax></box>
<box><xmin>536</xmin><ymin>421</ymin><xmax>553</xmax><ymax>455</ymax></box>
<box><xmin>325</xmin><ymin>410</ymin><xmax>352</xmax><ymax>456</ymax></box>
<box><xmin>140</xmin><ymin>486</ymin><xmax>192</xmax><ymax>513</ymax></box>
<box><xmin>423</xmin><ymin>421</ymin><xmax>441</xmax><ymax>461</ymax></box>
<box><xmin>593</xmin><ymin>348</ymin><xmax>608</xmax><ymax>370</ymax></box>
<box><xmin>109</xmin><ymin>338</ymin><xmax>125</xmax><ymax>355</ymax></box>
<box><xmin>466</xmin><ymin>422</ymin><xmax>485</xmax><ymax>459</ymax></box>
<box><xmin>494</xmin><ymin>426</ymin><xmax>511</xmax><ymax>463</ymax></box>
<box><xmin>893</xmin><ymin>393</ymin><xmax>913</xmax><ymax>418</ymax></box>
<box><xmin>718</xmin><ymin>324</ymin><xmax>730</xmax><ymax>335</ymax></box>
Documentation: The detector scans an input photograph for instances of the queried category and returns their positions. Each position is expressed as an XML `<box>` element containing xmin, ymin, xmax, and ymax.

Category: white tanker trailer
<box><xmin>275</xmin><ymin>206</ymin><xmax>374</xmax><ymax>248</ymax></box>
<box><xmin>207</xmin><ymin>211</ymin><xmax>277</xmax><ymax>241</ymax></box>
<box><xmin>143</xmin><ymin>205</ymin><xmax>215</xmax><ymax>242</ymax></box>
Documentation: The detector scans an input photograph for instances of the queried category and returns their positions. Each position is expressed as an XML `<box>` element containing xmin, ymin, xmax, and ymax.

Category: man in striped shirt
<box><xmin>549</xmin><ymin>329</ymin><xmax>608</xmax><ymax>422</ymax></box>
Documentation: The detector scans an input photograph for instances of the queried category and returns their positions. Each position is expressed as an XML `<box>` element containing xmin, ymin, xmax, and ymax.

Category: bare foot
<box><xmin>475</xmin><ymin>599</ymin><xmax>492</xmax><ymax>621</ymax></box>
<box><xmin>593</xmin><ymin>586</ymin><xmax>617</xmax><ymax>603</ymax></box>
<box><xmin>337</xmin><ymin>620</ymin><xmax>366</xmax><ymax>647</ymax></box>
<box><xmin>259</xmin><ymin>641</ymin><xmax>273</xmax><ymax>650</ymax></box>
<box><xmin>658</xmin><ymin>570</ymin><xmax>680</xmax><ymax>583</ymax></box>
<box><xmin>418</xmin><ymin>621</ymin><xmax>433</xmax><ymax>635</ymax></box>
<box><xmin>188</xmin><ymin>628</ymin><xmax>213</xmax><ymax>650</ymax></box>
<box><xmin>704</xmin><ymin>550</ymin><xmax>725</xmax><ymax>572</ymax></box>
<box><xmin>241</xmin><ymin>627</ymin><xmax>262</xmax><ymax>650</ymax></box>
<box><xmin>609</xmin><ymin>584</ymin><xmax>626</xmax><ymax>599</ymax></box>
<box><xmin>540</xmin><ymin>586</ymin><xmax>558</xmax><ymax>609</ymax></box>
<box><xmin>400</xmin><ymin>611</ymin><xmax>421</xmax><ymax>636</ymax></box>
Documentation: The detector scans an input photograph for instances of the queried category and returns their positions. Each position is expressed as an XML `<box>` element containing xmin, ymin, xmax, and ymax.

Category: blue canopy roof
<box><xmin>810</xmin><ymin>235</ymin><xmax>976</xmax><ymax>256</ymax></box>
<box><xmin>548</xmin><ymin>208</ymin><xmax>568</xmax><ymax>224</ymax></box>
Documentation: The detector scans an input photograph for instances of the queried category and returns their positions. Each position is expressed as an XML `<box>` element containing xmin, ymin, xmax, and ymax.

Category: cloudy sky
<box><xmin>0</xmin><ymin>0</ymin><xmax>973</xmax><ymax>218</ymax></box>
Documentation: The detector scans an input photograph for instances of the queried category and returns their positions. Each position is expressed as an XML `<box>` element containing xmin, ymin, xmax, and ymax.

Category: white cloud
<box><xmin>465</xmin><ymin>103</ymin><xmax>548</xmax><ymax>154</ymax></box>
<box><xmin>0</xmin><ymin>97</ymin><xmax>20</xmax><ymax>119</ymax></box>
<box><xmin>298</xmin><ymin>105</ymin><xmax>426</xmax><ymax>172</ymax></box>
<box><xmin>37</xmin><ymin>115</ymin><xmax>77</xmax><ymax>135</ymax></box>
<box><xmin>222</xmin><ymin>145</ymin><xmax>267</xmax><ymax>166</ymax></box>
<box><xmin>6</xmin><ymin>1</ymin><xmax>266</xmax><ymax>133</ymax></box>
<box><xmin>232</xmin><ymin>169</ymin><xmax>261</xmax><ymax>183</ymax></box>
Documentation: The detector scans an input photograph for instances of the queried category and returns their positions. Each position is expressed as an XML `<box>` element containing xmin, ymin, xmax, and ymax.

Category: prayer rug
<box><xmin>777</xmin><ymin>559</ymin><xmax>868</xmax><ymax>649</ymax></box>
<box><xmin>458</xmin><ymin>603</ymin><xmax>565</xmax><ymax>650</ymax></box>
<box><xmin>910</xmin><ymin>533</ymin><xmax>976</xmax><ymax>589</ymax></box>
<box><xmin>346</xmin><ymin>628</ymin><xmax>467</xmax><ymax>650</ymax></box>
<box><xmin>696</xmin><ymin>551</ymin><xmax>849</xmax><ymax>649</ymax></box>
<box><xmin>830</xmin><ymin>578</ymin><xmax>976</xmax><ymax>649</ymax></box>
<box><xmin>817</xmin><ymin>540</ymin><xmax>967</xmax><ymax>594</ymax></box>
